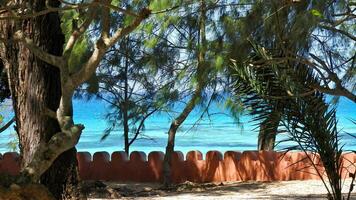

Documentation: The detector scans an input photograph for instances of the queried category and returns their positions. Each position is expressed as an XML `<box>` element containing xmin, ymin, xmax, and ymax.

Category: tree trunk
<box><xmin>0</xmin><ymin>1</ymin><xmax>79</xmax><ymax>199</ymax></box>
<box><xmin>257</xmin><ymin>110</ymin><xmax>281</xmax><ymax>151</ymax></box>
<box><xmin>123</xmin><ymin>113</ymin><xmax>129</xmax><ymax>155</ymax></box>
<box><xmin>162</xmin><ymin>0</ymin><xmax>207</xmax><ymax>187</ymax></box>
<box><xmin>123</xmin><ymin>40</ymin><xmax>130</xmax><ymax>155</ymax></box>
<box><xmin>162</xmin><ymin>89</ymin><xmax>203</xmax><ymax>186</ymax></box>
<box><xmin>123</xmin><ymin>105</ymin><xmax>129</xmax><ymax>155</ymax></box>
<box><xmin>162</xmin><ymin>124</ymin><xmax>179</xmax><ymax>186</ymax></box>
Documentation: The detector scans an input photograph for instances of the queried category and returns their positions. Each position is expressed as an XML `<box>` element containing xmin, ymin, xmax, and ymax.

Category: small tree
<box><xmin>96</xmin><ymin>33</ymin><xmax>179</xmax><ymax>154</ymax></box>
<box><xmin>230</xmin><ymin>7</ymin><xmax>355</xmax><ymax>197</ymax></box>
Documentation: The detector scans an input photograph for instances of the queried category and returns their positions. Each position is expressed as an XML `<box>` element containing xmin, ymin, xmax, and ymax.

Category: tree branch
<box><xmin>59</xmin><ymin>0</ymin><xmax>139</xmax><ymax>17</ymax></box>
<box><xmin>21</xmin><ymin>123</ymin><xmax>84</xmax><ymax>182</ymax></box>
<box><xmin>63</xmin><ymin>8</ymin><xmax>96</xmax><ymax>58</ymax></box>
<box><xmin>128</xmin><ymin>108</ymin><xmax>158</xmax><ymax>146</ymax></box>
<box><xmin>0</xmin><ymin>116</ymin><xmax>15</xmax><ymax>133</ymax></box>
<box><xmin>100</xmin><ymin>0</ymin><xmax>111</xmax><ymax>42</ymax></box>
<box><xmin>44</xmin><ymin>108</ymin><xmax>57</xmax><ymax>120</ymax></box>
<box><xmin>319</xmin><ymin>24</ymin><xmax>356</xmax><ymax>41</ymax></box>
<box><xmin>0</xmin><ymin>2</ymin><xmax>92</xmax><ymax>20</ymax></box>
<box><xmin>13</xmin><ymin>31</ymin><xmax>65</xmax><ymax>69</ymax></box>
<box><xmin>97</xmin><ymin>1</ymin><xmax>138</xmax><ymax>17</ymax></box>
<box><xmin>312</xmin><ymin>84</ymin><xmax>356</xmax><ymax>103</ymax></box>
<box><xmin>107</xmin><ymin>8</ymin><xmax>151</xmax><ymax>47</ymax></box>
<box><xmin>250</xmin><ymin>53</ymin><xmax>355</xmax><ymax>102</ymax></box>
<box><xmin>71</xmin><ymin>8</ymin><xmax>151</xmax><ymax>88</ymax></box>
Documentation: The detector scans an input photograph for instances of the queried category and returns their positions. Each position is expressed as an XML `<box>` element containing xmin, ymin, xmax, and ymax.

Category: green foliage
<box><xmin>60</xmin><ymin>10</ymin><xmax>79</xmax><ymax>42</ymax></box>
<box><xmin>280</xmin><ymin>95</ymin><xmax>344</xmax><ymax>200</ymax></box>
<box><xmin>215</xmin><ymin>55</ymin><xmax>224</xmax><ymax>71</ymax></box>
<box><xmin>224</xmin><ymin>97</ymin><xmax>244</xmax><ymax>120</ymax></box>
<box><xmin>154</xmin><ymin>85</ymin><xmax>179</xmax><ymax>108</ymax></box>
<box><xmin>112</xmin><ymin>0</ymin><xmax>121</xmax><ymax>5</ymax></box>
<box><xmin>124</xmin><ymin>15</ymin><xmax>135</xmax><ymax>26</ymax></box>
<box><xmin>53</xmin><ymin>0</ymin><xmax>354</xmax><ymax>191</ymax></box>
<box><xmin>60</xmin><ymin>9</ymin><xmax>92</xmax><ymax>73</ymax></box>
<box><xmin>143</xmin><ymin>22</ymin><xmax>154</xmax><ymax>34</ymax></box>
<box><xmin>85</xmin><ymin>74</ymin><xmax>99</xmax><ymax>94</ymax></box>
<box><xmin>149</xmin><ymin>0</ymin><xmax>173</xmax><ymax>12</ymax></box>
<box><xmin>68</xmin><ymin>38</ymin><xmax>92</xmax><ymax>73</ymax></box>
<box><xmin>7</xmin><ymin>132</ymin><xmax>18</xmax><ymax>152</ymax></box>
<box><xmin>227</xmin><ymin>1</ymin><xmax>355</xmax><ymax>198</ymax></box>
<box><xmin>230</xmin><ymin>39</ymin><xmax>347</xmax><ymax>199</ymax></box>
<box><xmin>84</xmin><ymin>2</ymin><xmax>181</xmax><ymax>150</ymax></box>
<box><xmin>310</xmin><ymin>9</ymin><xmax>323</xmax><ymax>18</ymax></box>
<box><xmin>144</xmin><ymin>37</ymin><xmax>158</xmax><ymax>48</ymax></box>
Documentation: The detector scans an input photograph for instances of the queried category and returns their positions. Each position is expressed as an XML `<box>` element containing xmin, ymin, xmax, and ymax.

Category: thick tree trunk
<box><xmin>257</xmin><ymin>110</ymin><xmax>281</xmax><ymax>151</ymax></box>
<box><xmin>0</xmin><ymin>1</ymin><xmax>79</xmax><ymax>199</ymax></box>
<box><xmin>258</xmin><ymin>122</ymin><xmax>276</xmax><ymax>150</ymax></box>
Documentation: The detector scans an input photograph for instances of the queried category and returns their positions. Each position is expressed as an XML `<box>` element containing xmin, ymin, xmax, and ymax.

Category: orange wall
<box><xmin>1</xmin><ymin>151</ymin><xmax>355</xmax><ymax>183</ymax></box>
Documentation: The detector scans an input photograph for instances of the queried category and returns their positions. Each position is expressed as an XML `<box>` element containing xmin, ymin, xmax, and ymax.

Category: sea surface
<box><xmin>0</xmin><ymin>97</ymin><xmax>355</xmax><ymax>155</ymax></box>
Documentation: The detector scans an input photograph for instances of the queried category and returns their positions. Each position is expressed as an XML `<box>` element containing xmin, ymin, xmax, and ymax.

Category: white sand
<box><xmin>89</xmin><ymin>179</ymin><xmax>356</xmax><ymax>200</ymax></box>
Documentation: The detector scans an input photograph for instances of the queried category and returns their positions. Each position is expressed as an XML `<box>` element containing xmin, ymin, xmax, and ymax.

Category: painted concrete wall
<box><xmin>0</xmin><ymin>151</ymin><xmax>355</xmax><ymax>183</ymax></box>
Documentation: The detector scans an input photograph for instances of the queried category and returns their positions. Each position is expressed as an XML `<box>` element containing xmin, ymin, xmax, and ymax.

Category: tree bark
<box><xmin>257</xmin><ymin>110</ymin><xmax>281</xmax><ymax>151</ymax></box>
<box><xmin>0</xmin><ymin>1</ymin><xmax>79</xmax><ymax>199</ymax></box>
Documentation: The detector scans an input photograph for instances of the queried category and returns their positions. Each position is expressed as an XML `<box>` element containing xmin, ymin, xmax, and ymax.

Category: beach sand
<box><xmin>85</xmin><ymin>179</ymin><xmax>356</xmax><ymax>200</ymax></box>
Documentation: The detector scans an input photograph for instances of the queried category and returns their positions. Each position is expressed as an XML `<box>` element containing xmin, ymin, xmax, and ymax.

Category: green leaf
<box><xmin>144</xmin><ymin>23</ymin><xmax>154</xmax><ymax>34</ymax></box>
<box><xmin>215</xmin><ymin>55</ymin><xmax>224</xmax><ymax>71</ymax></box>
<box><xmin>61</xmin><ymin>10</ymin><xmax>80</xmax><ymax>42</ymax></box>
<box><xmin>149</xmin><ymin>0</ymin><xmax>171</xmax><ymax>11</ymax></box>
<box><xmin>144</xmin><ymin>37</ymin><xmax>158</xmax><ymax>48</ymax></box>
<box><xmin>112</xmin><ymin>0</ymin><xmax>120</xmax><ymax>5</ymax></box>
<box><xmin>124</xmin><ymin>15</ymin><xmax>135</xmax><ymax>26</ymax></box>
<box><xmin>311</xmin><ymin>9</ymin><xmax>323</xmax><ymax>18</ymax></box>
<box><xmin>68</xmin><ymin>37</ymin><xmax>91</xmax><ymax>72</ymax></box>
<box><xmin>86</xmin><ymin>74</ymin><xmax>99</xmax><ymax>94</ymax></box>
<box><xmin>177</xmin><ymin>69</ymin><xmax>187</xmax><ymax>80</ymax></box>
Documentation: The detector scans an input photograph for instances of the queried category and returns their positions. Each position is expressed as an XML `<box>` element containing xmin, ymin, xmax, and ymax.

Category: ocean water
<box><xmin>0</xmin><ymin>97</ymin><xmax>355</xmax><ymax>155</ymax></box>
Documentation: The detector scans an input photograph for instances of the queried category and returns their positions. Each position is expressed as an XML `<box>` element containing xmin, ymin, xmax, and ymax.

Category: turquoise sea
<box><xmin>0</xmin><ymin>97</ymin><xmax>355</xmax><ymax>155</ymax></box>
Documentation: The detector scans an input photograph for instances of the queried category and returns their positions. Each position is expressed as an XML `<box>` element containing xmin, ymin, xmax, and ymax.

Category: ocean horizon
<box><xmin>0</xmin><ymin>97</ymin><xmax>355</xmax><ymax>155</ymax></box>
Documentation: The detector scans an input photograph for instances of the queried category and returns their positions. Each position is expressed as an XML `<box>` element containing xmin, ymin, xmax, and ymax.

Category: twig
<box><xmin>0</xmin><ymin>116</ymin><xmax>15</xmax><ymax>133</ymax></box>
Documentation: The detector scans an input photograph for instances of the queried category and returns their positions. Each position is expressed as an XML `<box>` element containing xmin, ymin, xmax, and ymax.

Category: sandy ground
<box><xmin>85</xmin><ymin>179</ymin><xmax>356</xmax><ymax>200</ymax></box>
